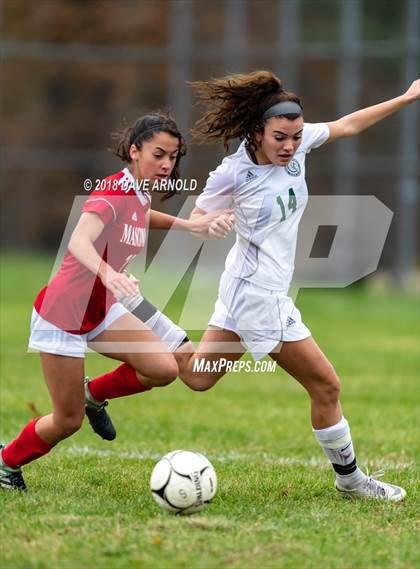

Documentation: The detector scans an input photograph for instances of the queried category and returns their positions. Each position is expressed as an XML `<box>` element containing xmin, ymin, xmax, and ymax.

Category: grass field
<box><xmin>0</xmin><ymin>253</ymin><xmax>419</xmax><ymax>569</ymax></box>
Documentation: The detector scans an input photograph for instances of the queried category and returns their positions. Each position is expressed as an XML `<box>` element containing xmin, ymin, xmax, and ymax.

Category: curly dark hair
<box><xmin>191</xmin><ymin>70</ymin><xmax>303</xmax><ymax>152</ymax></box>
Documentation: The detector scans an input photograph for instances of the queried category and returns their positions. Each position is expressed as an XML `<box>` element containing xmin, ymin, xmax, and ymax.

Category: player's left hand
<box><xmin>403</xmin><ymin>79</ymin><xmax>420</xmax><ymax>102</ymax></box>
<box><xmin>100</xmin><ymin>267</ymin><xmax>140</xmax><ymax>300</ymax></box>
<box><xmin>190</xmin><ymin>209</ymin><xmax>235</xmax><ymax>239</ymax></box>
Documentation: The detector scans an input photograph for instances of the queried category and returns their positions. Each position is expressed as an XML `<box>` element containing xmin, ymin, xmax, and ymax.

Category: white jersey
<box><xmin>196</xmin><ymin>122</ymin><xmax>330</xmax><ymax>292</ymax></box>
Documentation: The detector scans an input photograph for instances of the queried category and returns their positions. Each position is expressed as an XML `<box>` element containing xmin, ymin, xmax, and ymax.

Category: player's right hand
<box><xmin>100</xmin><ymin>267</ymin><xmax>140</xmax><ymax>299</ymax></box>
<box><xmin>189</xmin><ymin>208</ymin><xmax>235</xmax><ymax>239</ymax></box>
<box><xmin>208</xmin><ymin>211</ymin><xmax>235</xmax><ymax>239</ymax></box>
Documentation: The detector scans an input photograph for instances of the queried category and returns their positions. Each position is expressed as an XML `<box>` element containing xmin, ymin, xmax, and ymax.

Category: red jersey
<box><xmin>34</xmin><ymin>168</ymin><xmax>151</xmax><ymax>334</ymax></box>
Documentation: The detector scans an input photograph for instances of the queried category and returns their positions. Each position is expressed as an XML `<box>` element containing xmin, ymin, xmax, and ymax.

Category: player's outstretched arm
<box><xmin>149</xmin><ymin>208</ymin><xmax>234</xmax><ymax>239</ymax></box>
<box><xmin>326</xmin><ymin>79</ymin><xmax>420</xmax><ymax>143</ymax></box>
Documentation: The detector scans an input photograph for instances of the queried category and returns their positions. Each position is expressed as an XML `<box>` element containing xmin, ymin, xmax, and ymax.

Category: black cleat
<box><xmin>84</xmin><ymin>378</ymin><xmax>116</xmax><ymax>441</ymax></box>
<box><xmin>85</xmin><ymin>401</ymin><xmax>117</xmax><ymax>441</ymax></box>
<box><xmin>0</xmin><ymin>444</ymin><xmax>27</xmax><ymax>491</ymax></box>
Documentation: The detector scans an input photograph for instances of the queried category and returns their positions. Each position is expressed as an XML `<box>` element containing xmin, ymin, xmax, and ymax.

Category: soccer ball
<box><xmin>150</xmin><ymin>450</ymin><xmax>217</xmax><ymax>515</ymax></box>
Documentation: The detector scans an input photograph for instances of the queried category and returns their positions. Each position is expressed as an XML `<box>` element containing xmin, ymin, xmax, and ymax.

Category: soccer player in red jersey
<box><xmin>0</xmin><ymin>112</ymin><xmax>233</xmax><ymax>491</ymax></box>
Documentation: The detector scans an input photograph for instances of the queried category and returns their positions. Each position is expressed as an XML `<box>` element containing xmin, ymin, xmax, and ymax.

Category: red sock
<box><xmin>87</xmin><ymin>363</ymin><xmax>150</xmax><ymax>402</ymax></box>
<box><xmin>1</xmin><ymin>418</ymin><xmax>53</xmax><ymax>469</ymax></box>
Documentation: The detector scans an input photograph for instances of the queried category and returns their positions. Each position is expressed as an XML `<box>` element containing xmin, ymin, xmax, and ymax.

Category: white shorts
<box><xmin>28</xmin><ymin>302</ymin><xmax>129</xmax><ymax>358</ymax></box>
<box><xmin>209</xmin><ymin>271</ymin><xmax>311</xmax><ymax>361</ymax></box>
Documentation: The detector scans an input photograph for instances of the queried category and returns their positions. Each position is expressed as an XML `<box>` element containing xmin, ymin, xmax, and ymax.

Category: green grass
<box><xmin>0</xmin><ymin>253</ymin><xmax>419</xmax><ymax>569</ymax></box>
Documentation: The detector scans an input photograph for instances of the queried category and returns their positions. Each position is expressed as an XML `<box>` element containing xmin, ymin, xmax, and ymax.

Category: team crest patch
<box><xmin>285</xmin><ymin>159</ymin><xmax>301</xmax><ymax>177</ymax></box>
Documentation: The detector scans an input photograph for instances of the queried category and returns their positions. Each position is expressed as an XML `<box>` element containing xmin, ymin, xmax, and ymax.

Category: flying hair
<box><xmin>190</xmin><ymin>70</ymin><xmax>303</xmax><ymax>152</ymax></box>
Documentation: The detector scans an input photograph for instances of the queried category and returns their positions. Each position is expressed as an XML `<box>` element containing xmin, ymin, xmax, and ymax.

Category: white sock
<box><xmin>84</xmin><ymin>380</ymin><xmax>103</xmax><ymax>407</ymax></box>
<box><xmin>313</xmin><ymin>417</ymin><xmax>365</xmax><ymax>489</ymax></box>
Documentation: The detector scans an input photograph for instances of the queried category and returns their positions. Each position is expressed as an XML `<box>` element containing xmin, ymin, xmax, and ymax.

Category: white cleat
<box><xmin>0</xmin><ymin>444</ymin><xmax>27</xmax><ymax>491</ymax></box>
<box><xmin>336</xmin><ymin>470</ymin><xmax>406</xmax><ymax>502</ymax></box>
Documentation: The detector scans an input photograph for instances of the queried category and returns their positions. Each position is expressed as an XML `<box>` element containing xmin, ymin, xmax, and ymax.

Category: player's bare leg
<box><xmin>36</xmin><ymin>354</ymin><xmax>86</xmax><ymax>444</ymax></box>
<box><xmin>269</xmin><ymin>336</ymin><xmax>341</xmax><ymax>429</ymax></box>
<box><xmin>89</xmin><ymin>312</ymin><xmax>179</xmax><ymax>388</ymax></box>
<box><xmin>270</xmin><ymin>337</ymin><xmax>406</xmax><ymax>501</ymax></box>
<box><xmin>1</xmin><ymin>354</ymin><xmax>85</xmax><ymax>491</ymax></box>
<box><xmin>83</xmin><ymin>312</ymin><xmax>179</xmax><ymax>440</ymax></box>
<box><xmin>176</xmin><ymin>326</ymin><xmax>246</xmax><ymax>391</ymax></box>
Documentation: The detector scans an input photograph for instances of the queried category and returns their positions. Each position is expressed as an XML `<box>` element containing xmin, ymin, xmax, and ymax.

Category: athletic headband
<box><xmin>262</xmin><ymin>101</ymin><xmax>303</xmax><ymax>121</ymax></box>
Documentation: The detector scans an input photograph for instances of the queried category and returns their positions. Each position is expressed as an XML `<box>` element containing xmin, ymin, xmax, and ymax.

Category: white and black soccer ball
<box><xmin>150</xmin><ymin>450</ymin><xmax>217</xmax><ymax>515</ymax></box>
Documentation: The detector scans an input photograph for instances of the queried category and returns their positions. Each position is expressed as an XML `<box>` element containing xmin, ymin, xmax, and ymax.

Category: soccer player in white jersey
<box><xmin>171</xmin><ymin>71</ymin><xmax>419</xmax><ymax>501</ymax></box>
<box><xmin>0</xmin><ymin>112</ymin><xmax>232</xmax><ymax>491</ymax></box>
<box><xmin>54</xmin><ymin>73</ymin><xmax>418</xmax><ymax>502</ymax></box>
